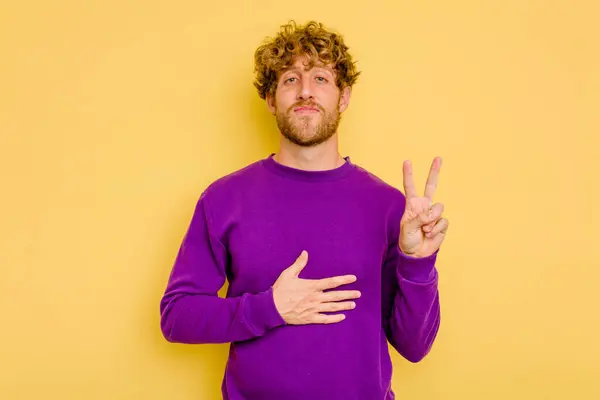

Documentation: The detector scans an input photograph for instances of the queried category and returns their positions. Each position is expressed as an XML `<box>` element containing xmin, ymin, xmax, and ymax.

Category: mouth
<box><xmin>294</xmin><ymin>106</ymin><xmax>319</xmax><ymax>113</ymax></box>
<box><xmin>293</xmin><ymin>106</ymin><xmax>320</xmax><ymax>114</ymax></box>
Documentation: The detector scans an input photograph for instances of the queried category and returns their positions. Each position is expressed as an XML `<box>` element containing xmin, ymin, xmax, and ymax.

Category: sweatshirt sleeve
<box><xmin>159</xmin><ymin>191</ymin><xmax>287</xmax><ymax>344</ymax></box>
<box><xmin>381</xmin><ymin>216</ymin><xmax>441</xmax><ymax>363</ymax></box>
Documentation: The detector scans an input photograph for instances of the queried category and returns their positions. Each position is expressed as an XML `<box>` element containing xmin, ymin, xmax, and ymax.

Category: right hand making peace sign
<box><xmin>399</xmin><ymin>157</ymin><xmax>449</xmax><ymax>258</ymax></box>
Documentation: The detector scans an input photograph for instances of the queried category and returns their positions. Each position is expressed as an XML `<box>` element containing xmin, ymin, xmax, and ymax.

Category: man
<box><xmin>160</xmin><ymin>20</ymin><xmax>449</xmax><ymax>400</ymax></box>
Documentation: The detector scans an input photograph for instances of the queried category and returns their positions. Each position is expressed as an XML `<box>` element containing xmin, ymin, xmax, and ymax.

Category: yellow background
<box><xmin>2</xmin><ymin>1</ymin><xmax>599</xmax><ymax>399</ymax></box>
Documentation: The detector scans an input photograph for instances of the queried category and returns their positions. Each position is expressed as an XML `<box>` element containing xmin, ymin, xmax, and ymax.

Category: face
<box><xmin>267</xmin><ymin>56</ymin><xmax>351</xmax><ymax>147</ymax></box>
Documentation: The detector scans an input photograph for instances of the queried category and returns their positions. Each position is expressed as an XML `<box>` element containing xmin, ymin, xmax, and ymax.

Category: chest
<box><xmin>225</xmin><ymin>197</ymin><xmax>390</xmax><ymax>296</ymax></box>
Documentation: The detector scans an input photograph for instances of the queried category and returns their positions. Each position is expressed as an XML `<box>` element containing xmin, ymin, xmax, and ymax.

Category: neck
<box><xmin>274</xmin><ymin>135</ymin><xmax>345</xmax><ymax>171</ymax></box>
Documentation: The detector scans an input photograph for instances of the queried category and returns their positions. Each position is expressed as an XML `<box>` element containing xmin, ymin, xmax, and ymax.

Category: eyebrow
<box><xmin>283</xmin><ymin>65</ymin><xmax>334</xmax><ymax>75</ymax></box>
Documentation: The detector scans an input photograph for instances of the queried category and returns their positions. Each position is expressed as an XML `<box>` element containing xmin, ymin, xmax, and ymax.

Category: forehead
<box><xmin>284</xmin><ymin>56</ymin><xmax>335</xmax><ymax>73</ymax></box>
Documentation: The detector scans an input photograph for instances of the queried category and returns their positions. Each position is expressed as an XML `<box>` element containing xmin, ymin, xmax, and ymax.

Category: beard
<box><xmin>275</xmin><ymin>100</ymin><xmax>341</xmax><ymax>147</ymax></box>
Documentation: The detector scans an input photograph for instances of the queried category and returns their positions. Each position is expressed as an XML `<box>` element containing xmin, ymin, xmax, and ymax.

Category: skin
<box><xmin>266</xmin><ymin>55</ymin><xmax>351</xmax><ymax>171</ymax></box>
<box><xmin>268</xmin><ymin>55</ymin><xmax>449</xmax><ymax>324</ymax></box>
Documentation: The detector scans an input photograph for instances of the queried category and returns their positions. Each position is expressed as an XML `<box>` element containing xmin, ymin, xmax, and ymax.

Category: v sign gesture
<box><xmin>399</xmin><ymin>157</ymin><xmax>449</xmax><ymax>258</ymax></box>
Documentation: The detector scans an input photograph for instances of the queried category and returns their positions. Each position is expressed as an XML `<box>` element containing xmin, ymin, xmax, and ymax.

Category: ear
<box><xmin>266</xmin><ymin>92</ymin><xmax>276</xmax><ymax>115</ymax></box>
<box><xmin>338</xmin><ymin>85</ymin><xmax>352</xmax><ymax>113</ymax></box>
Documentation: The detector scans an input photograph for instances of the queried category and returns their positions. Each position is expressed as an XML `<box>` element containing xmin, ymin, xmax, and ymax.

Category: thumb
<box><xmin>402</xmin><ymin>199</ymin><xmax>434</xmax><ymax>231</ymax></box>
<box><xmin>287</xmin><ymin>250</ymin><xmax>308</xmax><ymax>276</ymax></box>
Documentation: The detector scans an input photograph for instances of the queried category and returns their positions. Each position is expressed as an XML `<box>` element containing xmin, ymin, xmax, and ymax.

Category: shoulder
<box><xmin>198</xmin><ymin>158</ymin><xmax>265</xmax><ymax>201</ymax></box>
<box><xmin>349</xmin><ymin>163</ymin><xmax>408</xmax><ymax>241</ymax></box>
<box><xmin>188</xmin><ymin>159</ymin><xmax>266</xmax><ymax>231</ymax></box>
<box><xmin>351</xmin><ymin>163</ymin><xmax>407</xmax><ymax>210</ymax></box>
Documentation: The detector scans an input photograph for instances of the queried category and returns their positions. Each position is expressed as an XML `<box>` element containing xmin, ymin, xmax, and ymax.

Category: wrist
<box><xmin>397</xmin><ymin>247</ymin><xmax>439</xmax><ymax>283</ymax></box>
<box><xmin>249</xmin><ymin>287</ymin><xmax>287</xmax><ymax>329</ymax></box>
<box><xmin>271</xmin><ymin>285</ymin><xmax>289</xmax><ymax>323</ymax></box>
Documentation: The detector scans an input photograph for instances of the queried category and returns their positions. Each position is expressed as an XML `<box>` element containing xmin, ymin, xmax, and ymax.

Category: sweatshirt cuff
<box><xmin>243</xmin><ymin>287</ymin><xmax>287</xmax><ymax>335</ymax></box>
<box><xmin>397</xmin><ymin>248</ymin><xmax>439</xmax><ymax>283</ymax></box>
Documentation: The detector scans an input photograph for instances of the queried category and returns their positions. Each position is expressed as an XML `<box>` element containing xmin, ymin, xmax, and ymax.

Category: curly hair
<box><xmin>253</xmin><ymin>20</ymin><xmax>361</xmax><ymax>100</ymax></box>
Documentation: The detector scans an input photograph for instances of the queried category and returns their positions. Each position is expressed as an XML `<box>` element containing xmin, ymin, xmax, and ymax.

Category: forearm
<box><xmin>159</xmin><ymin>192</ymin><xmax>287</xmax><ymax>344</ymax></box>
<box><xmin>160</xmin><ymin>287</ymin><xmax>286</xmax><ymax>344</ymax></box>
<box><xmin>385</xmin><ymin>250</ymin><xmax>441</xmax><ymax>363</ymax></box>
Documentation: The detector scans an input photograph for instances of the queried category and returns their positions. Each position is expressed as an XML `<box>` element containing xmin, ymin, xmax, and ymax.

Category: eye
<box><xmin>316</xmin><ymin>76</ymin><xmax>327</xmax><ymax>83</ymax></box>
<box><xmin>285</xmin><ymin>77</ymin><xmax>297</xmax><ymax>83</ymax></box>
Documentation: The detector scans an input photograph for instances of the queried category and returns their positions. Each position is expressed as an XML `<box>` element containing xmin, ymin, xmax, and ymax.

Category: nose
<box><xmin>297</xmin><ymin>79</ymin><xmax>314</xmax><ymax>101</ymax></box>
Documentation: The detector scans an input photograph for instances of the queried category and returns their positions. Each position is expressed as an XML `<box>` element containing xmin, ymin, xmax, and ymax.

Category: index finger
<box><xmin>402</xmin><ymin>160</ymin><xmax>418</xmax><ymax>199</ymax></box>
<box><xmin>424</xmin><ymin>156</ymin><xmax>442</xmax><ymax>200</ymax></box>
<box><xmin>313</xmin><ymin>274</ymin><xmax>357</xmax><ymax>291</ymax></box>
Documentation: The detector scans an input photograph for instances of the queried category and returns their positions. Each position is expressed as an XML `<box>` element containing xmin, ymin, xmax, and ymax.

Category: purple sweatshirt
<box><xmin>160</xmin><ymin>154</ymin><xmax>441</xmax><ymax>400</ymax></box>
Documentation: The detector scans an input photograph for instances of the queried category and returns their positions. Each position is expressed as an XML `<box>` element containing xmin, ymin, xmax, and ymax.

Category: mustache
<box><xmin>289</xmin><ymin>101</ymin><xmax>323</xmax><ymax>112</ymax></box>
